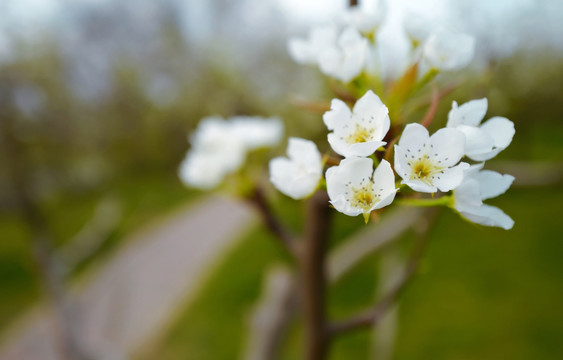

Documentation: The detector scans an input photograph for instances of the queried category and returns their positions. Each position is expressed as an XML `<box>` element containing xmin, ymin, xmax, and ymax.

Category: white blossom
<box><xmin>453</xmin><ymin>163</ymin><xmax>514</xmax><ymax>230</ymax></box>
<box><xmin>288</xmin><ymin>23</ymin><xmax>368</xmax><ymax>83</ymax></box>
<box><xmin>188</xmin><ymin>116</ymin><xmax>246</xmax><ymax>172</ymax></box>
<box><xmin>339</xmin><ymin>1</ymin><xmax>384</xmax><ymax>34</ymax></box>
<box><xmin>288</xmin><ymin>25</ymin><xmax>338</xmax><ymax>65</ymax></box>
<box><xmin>326</xmin><ymin>158</ymin><xmax>397</xmax><ymax>222</ymax></box>
<box><xmin>422</xmin><ymin>28</ymin><xmax>475</xmax><ymax>71</ymax></box>
<box><xmin>318</xmin><ymin>26</ymin><xmax>369</xmax><ymax>82</ymax></box>
<box><xmin>323</xmin><ymin>90</ymin><xmax>390</xmax><ymax>158</ymax></box>
<box><xmin>179</xmin><ymin>150</ymin><xmax>240</xmax><ymax>190</ymax></box>
<box><xmin>179</xmin><ymin>116</ymin><xmax>283</xmax><ymax>190</ymax></box>
<box><xmin>395</xmin><ymin>123</ymin><xmax>469</xmax><ymax>193</ymax></box>
<box><xmin>447</xmin><ymin>98</ymin><xmax>515</xmax><ymax>161</ymax></box>
<box><xmin>231</xmin><ymin>116</ymin><xmax>284</xmax><ymax>150</ymax></box>
<box><xmin>403</xmin><ymin>11</ymin><xmax>434</xmax><ymax>45</ymax></box>
<box><xmin>269</xmin><ymin>137</ymin><xmax>323</xmax><ymax>200</ymax></box>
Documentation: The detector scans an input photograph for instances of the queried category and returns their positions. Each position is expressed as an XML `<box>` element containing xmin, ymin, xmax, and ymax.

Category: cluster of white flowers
<box><xmin>267</xmin><ymin>90</ymin><xmax>515</xmax><ymax>229</ymax></box>
<box><xmin>287</xmin><ymin>5</ymin><xmax>475</xmax><ymax>82</ymax></box>
<box><xmin>179</xmin><ymin>116</ymin><xmax>283</xmax><ymax>189</ymax></box>
<box><xmin>179</xmin><ymin>6</ymin><xmax>515</xmax><ymax>231</ymax></box>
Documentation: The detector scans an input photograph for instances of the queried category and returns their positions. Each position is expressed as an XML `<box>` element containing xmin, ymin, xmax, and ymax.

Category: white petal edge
<box><xmin>447</xmin><ymin>98</ymin><xmax>488</xmax><ymax>127</ymax></box>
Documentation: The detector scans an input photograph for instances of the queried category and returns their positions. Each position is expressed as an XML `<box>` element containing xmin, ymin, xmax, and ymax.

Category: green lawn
<box><xmin>142</xmin><ymin>182</ymin><xmax>563</xmax><ymax>359</ymax></box>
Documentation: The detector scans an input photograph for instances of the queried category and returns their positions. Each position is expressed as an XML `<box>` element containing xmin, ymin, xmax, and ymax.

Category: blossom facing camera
<box><xmin>395</xmin><ymin>123</ymin><xmax>469</xmax><ymax>193</ymax></box>
<box><xmin>453</xmin><ymin>163</ymin><xmax>515</xmax><ymax>230</ymax></box>
<box><xmin>422</xmin><ymin>28</ymin><xmax>475</xmax><ymax>71</ymax></box>
<box><xmin>326</xmin><ymin>158</ymin><xmax>397</xmax><ymax>222</ymax></box>
<box><xmin>323</xmin><ymin>90</ymin><xmax>390</xmax><ymax>158</ymax></box>
<box><xmin>447</xmin><ymin>98</ymin><xmax>515</xmax><ymax>161</ymax></box>
<box><xmin>269</xmin><ymin>137</ymin><xmax>323</xmax><ymax>200</ymax></box>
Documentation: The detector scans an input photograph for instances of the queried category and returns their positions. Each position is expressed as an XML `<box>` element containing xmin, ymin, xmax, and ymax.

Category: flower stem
<box><xmin>398</xmin><ymin>195</ymin><xmax>452</xmax><ymax>207</ymax></box>
<box><xmin>413</xmin><ymin>68</ymin><xmax>439</xmax><ymax>93</ymax></box>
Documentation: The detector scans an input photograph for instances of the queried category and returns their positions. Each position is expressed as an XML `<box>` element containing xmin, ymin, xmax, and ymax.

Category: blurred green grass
<box><xmin>140</xmin><ymin>183</ymin><xmax>563</xmax><ymax>360</ymax></box>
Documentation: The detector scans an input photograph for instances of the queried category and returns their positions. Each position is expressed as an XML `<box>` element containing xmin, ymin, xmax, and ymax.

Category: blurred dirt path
<box><xmin>0</xmin><ymin>196</ymin><xmax>255</xmax><ymax>360</ymax></box>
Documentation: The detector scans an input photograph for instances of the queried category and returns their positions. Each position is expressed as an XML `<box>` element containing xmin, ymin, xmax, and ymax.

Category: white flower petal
<box><xmin>401</xmin><ymin>178</ymin><xmax>437</xmax><ymax>193</ymax></box>
<box><xmin>474</xmin><ymin>170</ymin><xmax>514</xmax><ymax>201</ymax></box>
<box><xmin>323</xmin><ymin>98</ymin><xmax>352</xmax><ymax>130</ymax></box>
<box><xmin>393</xmin><ymin>144</ymin><xmax>410</xmax><ymax>182</ymax></box>
<box><xmin>454</xmin><ymin>178</ymin><xmax>483</xmax><ymax>209</ymax></box>
<box><xmin>270</xmin><ymin>138</ymin><xmax>322</xmax><ymax>200</ymax></box>
<box><xmin>287</xmin><ymin>137</ymin><xmax>322</xmax><ymax>170</ymax></box>
<box><xmin>464</xmin><ymin>162</ymin><xmax>485</xmax><ymax>177</ymax></box>
<box><xmin>318</xmin><ymin>26</ymin><xmax>367</xmax><ymax>82</ymax></box>
<box><xmin>423</xmin><ymin>28</ymin><xmax>475</xmax><ymax>71</ymax></box>
<box><xmin>480</xmin><ymin>116</ymin><xmax>515</xmax><ymax>149</ymax></box>
<box><xmin>447</xmin><ymin>98</ymin><xmax>488</xmax><ymax>127</ymax></box>
<box><xmin>326</xmin><ymin>157</ymin><xmax>396</xmax><ymax>216</ymax></box>
<box><xmin>348</xmin><ymin>140</ymin><xmax>386</xmax><ymax>156</ymax></box>
<box><xmin>433</xmin><ymin>162</ymin><xmax>470</xmax><ymax>192</ymax></box>
<box><xmin>467</xmin><ymin>148</ymin><xmax>503</xmax><ymax>162</ymax></box>
<box><xmin>453</xmin><ymin>165</ymin><xmax>514</xmax><ymax>230</ymax></box>
<box><xmin>329</xmin><ymin>134</ymin><xmax>384</xmax><ymax>158</ymax></box>
<box><xmin>458</xmin><ymin>204</ymin><xmax>514</xmax><ymax>230</ymax></box>
<box><xmin>326</xmin><ymin>158</ymin><xmax>373</xmax><ymax>216</ymax></box>
<box><xmin>429</xmin><ymin>128</ymin><xmax>465</xmax><ymax>167</ymax></box>
<box><xmin>270</xmin><ymin>158</ymin><xmax>317</xmax><ymax>200</ymax></box>
<box><xmin>370</xmin><ymin>160</ymin><xmax>397</xmax><ymax>210</ymax></box>
<box><xmin>287</xmin><ymin>25</ymin><xmax>337</xmax><ymax>64</ymax></box>
<box><xmin>340</xmin><ymin>3</ymin><xmax>384</xmax><ymax>33</ymax></box>
<box><xmin>231</xmin><ymin>116</ymin><xmax>283</xmax><ymax>150</ymax></box>
<box><xmin>288</xmin><ymin>38</ymin><xmax>315</xmax><ymax>64</ymax></box>
<box><xmin>319</xmin><ymin>47</ymin><xmax>343</xmax><ymax>77</ymax></box>
<box><xmin>179</xmin><ymin>151</ymin><xmax>227</xmax><ymax>190</ymax></box>
<box><xmin>456</xmin><ymin>125</ymin><xmax>495</xmax><ymax>158</ymax></box>
<box><xmin>325</xmin><ymin>91</ymin><xmax>390</xmax><ymax>158</ymax></box>
<box><xmin>397</xmin><ymin>123</ymin><xmax>430</xmax><ymax>152</ymax></box>
<box><xmin>352</xmin><ymin>90</ymin><xmax>390</xmax><ymax>139</ymax></box>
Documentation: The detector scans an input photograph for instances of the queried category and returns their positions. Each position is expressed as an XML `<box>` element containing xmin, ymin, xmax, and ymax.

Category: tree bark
<box><xmin>302</xmin><ymin>191</ymin><xmax>331</xmax><ymax>360</ymax></box>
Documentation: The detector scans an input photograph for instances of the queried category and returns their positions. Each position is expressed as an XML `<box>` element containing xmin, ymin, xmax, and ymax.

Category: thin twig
<box><xmin>247</xmin><ymin>185</ymin><xmax>299</xmax><ymax>257</ymax></box>
<box><xmin>420</xmin><ymin>84</ymin><xmax>440</xmax><ymax>128</ymax></box>
<box><xmin>383</xmin><ymin>135</ymin><xmax>399</xmax><ymax>163</ymax></box>
<box><xmin>289</xmin><ymin>95</ymin><xmax>331</xmax><ymax>114</ymax></box>
<box><xmin>327</xmin><ymin>209</ymin><xmax>439</xmax><ymax>337</ymax></box>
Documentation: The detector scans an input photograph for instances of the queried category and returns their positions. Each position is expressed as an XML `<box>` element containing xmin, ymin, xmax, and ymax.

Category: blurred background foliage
<box><xmin>0</xmin><ymin>0</ymin><xmax>562</xmax><ymax>359</ymax></box>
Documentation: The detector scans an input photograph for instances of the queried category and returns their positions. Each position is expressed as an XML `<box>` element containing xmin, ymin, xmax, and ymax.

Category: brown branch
<box><xmin>302</xmin><ymin>190</ymin><xmax>331</xmax><ymax>360</ymax></box>
<box><xmin>327</xmin><ymin>209</ymin><xmax>438</xmax><ymax>337</ymax></box>
<box><xmin>247</xmin><ymin>185</ymin><xmax>299</xmax><ymax>257</ymax></box>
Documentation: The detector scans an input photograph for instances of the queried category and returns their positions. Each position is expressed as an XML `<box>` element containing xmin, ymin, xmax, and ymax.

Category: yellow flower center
<box><xmin>351</xmin><ymin>183</ymin><xmax>378</xmax><ymax>211</ymax></box>
<box><xmin>410</xmin><ymin>158</ymin><xmax>443</xmax><ymax>186</ymax></box>
<box><xmin>346</xmin><ymin>124</ymin><xmax>374</xmax><ymax>144</ymax></box>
